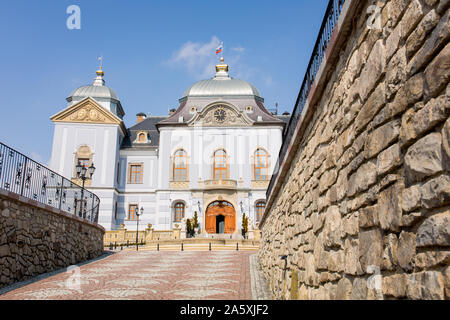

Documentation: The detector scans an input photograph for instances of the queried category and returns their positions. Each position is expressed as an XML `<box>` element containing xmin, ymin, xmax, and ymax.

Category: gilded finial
<box><xmin>96</xmin><ymin>56</ymin><xmax>104</xmax><ymax>76</ymax></box>
<box><xmin>93</xmin><ymin>56</ymin><xmax>105</xmax><ymax>86</ymax></box>
<box><xmin>215</xmin><ymin>56</ymin><xmax>229</xmax><ymax>74</ymax></box>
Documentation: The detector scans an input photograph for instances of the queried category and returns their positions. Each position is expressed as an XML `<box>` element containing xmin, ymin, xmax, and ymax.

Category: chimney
<box><xmin>169</xmin><ymin>108</ymin><xmax>176</xmax><ymax>115</ymax></box>
<box><xmin>136</xmin><ymin>112</ymin><xmax>146</xmax><ymax>123</ymax></box>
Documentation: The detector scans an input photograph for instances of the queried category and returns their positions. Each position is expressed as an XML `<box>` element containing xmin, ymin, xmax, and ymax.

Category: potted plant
<box><xmin>192</xmin><ymin>211</ymin><xmax>199</xmax><ymax>235</ymax></box>
<box><xmin>242</xmin><ymin>213</ymin><xmax>248</xmax><ymax>239</ymax></box>
<box><xmin>186</xmin><ymin>218</ymin><xmax>192</xmax><ymax>238</ymax></box>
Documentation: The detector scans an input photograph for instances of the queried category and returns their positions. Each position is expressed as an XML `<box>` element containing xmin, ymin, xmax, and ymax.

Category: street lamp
<box><xmin>135</xmin><ymin>206</ymin><xmax>144</xmax><ymax>251</ymax></box>
<box><xmin>76</xmin><ymin>161</ymin><xmax>96</xmax><ymax>219</ymax></box>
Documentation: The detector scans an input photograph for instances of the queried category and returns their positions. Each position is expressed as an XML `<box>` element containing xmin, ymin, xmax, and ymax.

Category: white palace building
<box><xmin>49</xmin><ymin>58</ymin><xmax>288</xmax><ymax>235</ymax></box>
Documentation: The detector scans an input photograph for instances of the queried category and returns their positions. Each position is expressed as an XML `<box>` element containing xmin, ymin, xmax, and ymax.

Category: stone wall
<box><xmin>0</xmin><ymin>193</ymin><xmax>105</xmax><ymax>288</ymax></box>
<box><xmin>259</xmin><ymin>0</ymin><xmax>449</xmax><ymax>299</ymax></box>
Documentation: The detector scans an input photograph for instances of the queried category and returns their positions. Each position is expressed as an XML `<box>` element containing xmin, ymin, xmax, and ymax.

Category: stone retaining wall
<box><xmin>259</xmin><ymin>0</ymin><xmax>449</xmax><ymax>299</ymax></box>
<box><xmin>0</xmin><ymin>193</ymin><xmax>105</xmax><ymax>288</ymax></box>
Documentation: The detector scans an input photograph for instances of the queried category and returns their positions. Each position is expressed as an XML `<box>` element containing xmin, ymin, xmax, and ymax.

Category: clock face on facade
<box><xmin>214</xmin><ymin>108</ymin><xmax>227</xmax><ymax>123</ymax></box>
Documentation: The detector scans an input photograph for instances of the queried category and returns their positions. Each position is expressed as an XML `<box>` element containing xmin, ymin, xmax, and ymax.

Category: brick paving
<box><xmin>0</xmin><ymin>250</ymin><xmax>271</xmax><ymax>300</ymax></box>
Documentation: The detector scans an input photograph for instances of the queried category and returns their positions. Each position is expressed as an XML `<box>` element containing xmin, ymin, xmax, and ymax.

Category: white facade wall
<box><xmin>49</xmin><ymin>122</ymin><xmax>123</xmax><ymax>230</ymax></box>
<box><xmin>50</xmin><ymin>121</ymin><xmax>283</xmax><ymax>232</ymax></box>
<box><xmin>158</xmin><ymin>126</ymin><xmax>282</xmax><ymax>185</ymax></box>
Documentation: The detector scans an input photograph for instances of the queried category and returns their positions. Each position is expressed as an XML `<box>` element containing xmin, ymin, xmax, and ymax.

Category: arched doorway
<box><xmin>205</xmin><ymin>201</ymin><xmax>235</xmax><ymax>234</ymax></box>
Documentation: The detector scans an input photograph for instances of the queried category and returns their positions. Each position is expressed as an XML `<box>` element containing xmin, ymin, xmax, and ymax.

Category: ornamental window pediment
<box><xmin>188</xmin><ymin>103</ymin><xmax>252</xmax><ymax>127</ymax></box>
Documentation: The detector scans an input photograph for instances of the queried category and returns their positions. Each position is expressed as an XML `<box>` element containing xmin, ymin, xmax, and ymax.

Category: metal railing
<box><xmin>267</xmin><ymin>0</ymin><xmax>346</xmax><ymax>199</ymax></box>
<box><xmin>0</xmin><ymin>141</ymin><xmax>100</xmax><ymax>224</ymax></box>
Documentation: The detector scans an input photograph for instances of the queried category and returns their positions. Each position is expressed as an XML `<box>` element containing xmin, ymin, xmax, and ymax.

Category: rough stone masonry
<box><xmin>259</xmin><ymin>0</ymin><xmax>450</xmax><ymax>299</ymax></box>
<box><xmin>0</xmin><ymin>194</ymin><xmax>104</xmax><ymax>288</ymax></box>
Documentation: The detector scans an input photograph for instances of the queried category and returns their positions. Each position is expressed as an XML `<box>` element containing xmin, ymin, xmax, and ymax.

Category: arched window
<box><xmin>73</xmin><ymin>145</ymin><xmax>93</xmax><ymax>180</ymax></box>
<box><xmin>174</xmin><ymin>202</ymin><xmax>185</xmax><ymax>222</ymax></box>
<box><xmin>173</xmin><ymin>149</ymin><xmax>188</xmax><ymax>181</ymax></box>
<box><xmin>254</xmin><ymin>149</ymin><xmax>269</xmax><ymax>181</ymax></box>
<box><xmin>255</xmin><ymin>201</ymin><xmax>266</xmax><ymax>222</ymax></box>
<box><xmin>213</xmin><ymin>149</ymin><xmax>228</xmax><ymax>180</ymax></box>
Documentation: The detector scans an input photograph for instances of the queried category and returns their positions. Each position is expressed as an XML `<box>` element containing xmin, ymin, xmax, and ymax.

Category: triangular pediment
<box><xmin>50</xmin><ymin>97</ymin><xmax>122</xmax><ymax>125</ymax></box>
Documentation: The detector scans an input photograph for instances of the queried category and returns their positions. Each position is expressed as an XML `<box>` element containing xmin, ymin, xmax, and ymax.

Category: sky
<box><xmin>0</xmin><ymin>0</ymin><xmax>329</xmax><ymax>165</ymax></box>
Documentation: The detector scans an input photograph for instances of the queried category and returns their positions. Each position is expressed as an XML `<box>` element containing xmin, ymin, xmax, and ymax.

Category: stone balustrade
<box><xmin>203</xmin><ymin>179</ymin><xmax>238</xmax><ymax>190</ymax></box>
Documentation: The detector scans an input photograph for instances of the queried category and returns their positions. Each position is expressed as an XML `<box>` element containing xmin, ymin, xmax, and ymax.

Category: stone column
<box><xmin>172</xmin><ymin>223</ymin><xmax>181</xmax><ymax>240</ymax></box>
<box><xmin>145</xmin><ymin>224</ymin><xmax>153</xmax><ymax>242</ymax></box>
<box><xmin>180</xmin><ymin>218</ymin><xmax>187</xmax><ymax>239</ymax></box>
<box><xmin>118</xmin><ymin>224</ymin><xmax>126</xmax><ymax>244</ymax></box>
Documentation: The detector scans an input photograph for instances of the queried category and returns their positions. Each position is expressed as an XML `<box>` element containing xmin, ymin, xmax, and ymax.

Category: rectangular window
<box><xmin>128</xmin><ymin>204</ymin><xmax>138</xmax><ymax>221</ymax></box>
<box><xmin>128</xmin><ymin>163</ymin><xmax>143</xmax><ymax>184</ymax></box>
<box><xmin>78</xmin><ymin>158</ymin><xmax>89</xmax><ymax>168</ymax></box>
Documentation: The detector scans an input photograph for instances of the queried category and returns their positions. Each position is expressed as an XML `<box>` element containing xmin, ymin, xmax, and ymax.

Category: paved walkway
<box><xmin>0</xmin><ymin>250</ymin><xmax>271</xmax><ymax>300</ymax></box>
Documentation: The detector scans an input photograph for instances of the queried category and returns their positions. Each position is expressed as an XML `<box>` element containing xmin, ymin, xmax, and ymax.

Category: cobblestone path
<box><xmin>0</xmin><ymin>250</ymin><xmax>271</xmax><ymax>300</ymax></box>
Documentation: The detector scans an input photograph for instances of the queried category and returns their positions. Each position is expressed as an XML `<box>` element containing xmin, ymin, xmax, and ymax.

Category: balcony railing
<box><xmin>0</xmin><ymin>141</ymin><xmax>100</xmax><ymax>224</ymax></box>
<box><xmin>267</xmin><ymin>0</ymin><xmax>346</xmax><ymax>199</ymax></box>
<box><xmin>203</xmin><ymin>179</ymin><xmax>237</xmax><ymax>190</ymax></box>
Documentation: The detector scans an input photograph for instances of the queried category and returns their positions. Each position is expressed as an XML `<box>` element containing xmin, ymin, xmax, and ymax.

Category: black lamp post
<box><xmin>75</xmin><ymin>161</ymin><xmax>96</xmax><ymax>219</ymax></box>
<box><xmin>136</xmin><ymin>207</ymin><xmax>144</xmax><ymax>251</ymax></box>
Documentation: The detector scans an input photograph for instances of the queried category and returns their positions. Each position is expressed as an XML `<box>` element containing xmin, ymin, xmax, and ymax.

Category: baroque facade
<box><xmin>49</xmin><ymin>58</ymin><xmax>288</xmax><ymax>235</ymax></box>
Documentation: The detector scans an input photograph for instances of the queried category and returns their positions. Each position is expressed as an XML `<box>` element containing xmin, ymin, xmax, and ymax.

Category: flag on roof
<box><xmin>216</xmin><ymin>42</ymin><xmax>223</xmax><ymax>55</ymax></box>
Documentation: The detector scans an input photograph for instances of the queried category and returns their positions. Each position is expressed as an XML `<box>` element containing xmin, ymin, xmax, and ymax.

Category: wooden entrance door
<box><xmin>205</xmin><ymin>201</ymin><xmax>236</xmax><ymax>234</ymax></box>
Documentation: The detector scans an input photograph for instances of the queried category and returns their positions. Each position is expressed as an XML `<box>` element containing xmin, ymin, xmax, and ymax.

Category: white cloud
<box><xmin>169</xmin><ymin>36</ymin><xmax>222</xmax><ymax>79</ymax></box>
<box><xmin>167</xmin><ymin>37</ymin><xmax>275</xmax><ymax>88</ymax></box>
<box><xmin>231</xmin><ymin>46</ymin><xmax>245</xmax><ymax>53</ymax></box>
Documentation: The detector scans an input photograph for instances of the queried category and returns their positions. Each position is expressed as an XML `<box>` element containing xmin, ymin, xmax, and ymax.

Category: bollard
<box><xmin>115</xmin><ymin>242</ymin><xmax>117</xmax><ymax>250</ymax></box>
<box><xmin>157</xmin><ymin>243</ymin><xmax>159</xmax><ymax>251</ymax></box>
<box><xmin>236</xmin><ymin>243</ymin><xmax>239</xmax><ymax>251</ymax></box>
<box><xmin>209</xmin><ymin>243</ymin><xmax>211</xmax><ymax>251</ymax></box>
<box><xmin>181</xmin><ymin>243</ymin><xmax>184</xmax><ymax>251</ymax></box>
<box><xmin>127</xmin><ymin>240</ymin><xmax>129</xmax><ymax>248</ymax></box>
<box><xmin>120</xmin><ymin>244</ymin><xmax>123</xmax><ymax>251</ymax></box>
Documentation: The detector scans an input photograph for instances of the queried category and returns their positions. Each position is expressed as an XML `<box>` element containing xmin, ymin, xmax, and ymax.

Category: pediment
<box><xmin>188</xmin><ymin>102</ymin><xmax>253</xmax><ymax>127</ymax></box>
<box><xmin>50</xmin><ymin>97</ymin><xmax>122</xmax><ymax>125</ymax></box>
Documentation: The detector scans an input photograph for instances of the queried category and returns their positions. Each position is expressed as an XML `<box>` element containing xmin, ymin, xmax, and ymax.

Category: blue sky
<box><xmin>0</xmin><ymin>0</ymin><xmax>328</xmax><ymax>165</ymax></box>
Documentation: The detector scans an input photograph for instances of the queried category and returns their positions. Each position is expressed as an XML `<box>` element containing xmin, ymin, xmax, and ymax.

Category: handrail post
<box><xmin>58</xmin><ymin>178</ymin><xmax>64</xmax><ymax>211</ymax></box>
<box><xmin>20</xmin><ymin>157</ymin><xmax>28</xmax><ymax>197</ymax></box>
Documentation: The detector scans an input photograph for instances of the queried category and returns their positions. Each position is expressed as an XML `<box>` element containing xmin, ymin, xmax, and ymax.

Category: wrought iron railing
<box><xmin>267</xmin><ymin>0</ymin><xmax>346</xmax><ymax>199</ymax></box>
<box><xmin>0</xmin><ymin>141</ymin><xmax>100</xmax><ymax>224</ymax></box>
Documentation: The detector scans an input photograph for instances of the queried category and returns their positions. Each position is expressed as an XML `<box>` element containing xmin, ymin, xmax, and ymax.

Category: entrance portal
<box><xmin>216</xmin><ymin>215</ymin><xmax>225</xmax><ymax>234</ymax></box>
<box><xmin>205</xmin><ymin>201</ymin><xmax>236</xmax><ymax>234</ymax></box>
